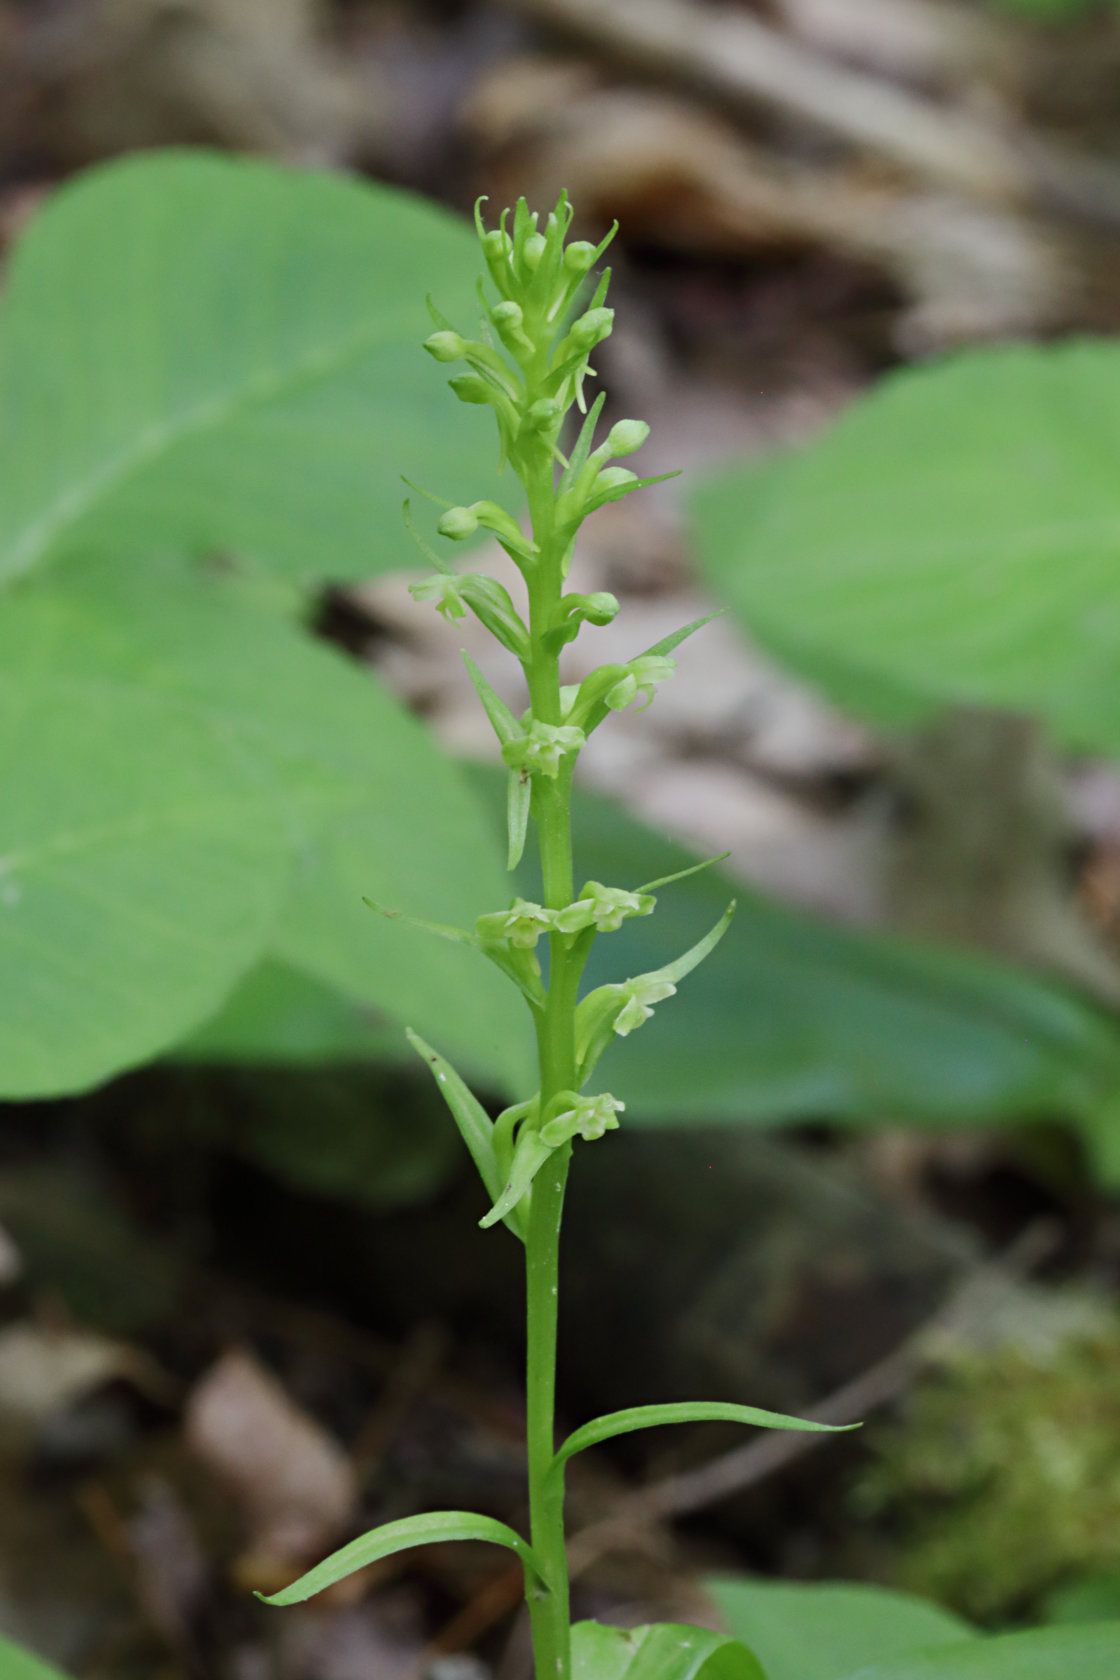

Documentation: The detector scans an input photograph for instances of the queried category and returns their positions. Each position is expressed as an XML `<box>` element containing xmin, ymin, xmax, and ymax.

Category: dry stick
<box><xmin>499</xmin><ymin>0</ymin><xmax>1120</xmax><ymax>229</ymax></box>
<box><xmin>565</xmin><ymin>1220</ymin><xmax>1057</xmax><ymax>1577</ymax></box>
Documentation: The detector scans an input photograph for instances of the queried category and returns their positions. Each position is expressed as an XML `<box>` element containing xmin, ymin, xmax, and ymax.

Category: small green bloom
<box><xmin>438</xmin><ymin>506</ymin><xmax>479</xmax><ymax>541</ymax></box>
<box><xmin>502</xmin><ymin>720</ymin><xmax>586</xmax><ymax>779</ymax></box>
<box><xmin>408</xmin><ymin>573</ymin><xmax>467</xmax><ymax>620</ymax></box>
<box><xmin>553</xmin><ymin>882</ymin><xmax>654</xmax><ymax>935</ymax></box>
<box><xmin>615</xmin><ymin>976</ymin><xmax>678</xmax><ymax>1035</ymax></box>
<box><xmin>540</xmin><ymin>1091</ymin><xmax>625</xmax><ymax>1147</ymax></box>
<box><xmin>606</xmin><ymin>654</ymin><xmax>676</xmax><ymax>711</ymax></box>
<box><xmin>476</xmin><ymin>898</ymin><xmax>554</xmax><ymax>950</ymax></box>
<box><xmin>569</xmin><ymin>306</ymin><xmax>614</xmax><ymax>350</ymax></box>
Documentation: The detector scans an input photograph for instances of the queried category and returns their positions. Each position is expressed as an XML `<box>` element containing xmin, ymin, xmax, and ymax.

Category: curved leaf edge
<box><xmin>552</xmin><ymin>1400</ymin><xmax>858</xmax><ymax>1479</ymax></box>
<box><xmin>258</xmin><ymin>1510</ymin><xmax>542</xmax><ymax>1606</ymax></box>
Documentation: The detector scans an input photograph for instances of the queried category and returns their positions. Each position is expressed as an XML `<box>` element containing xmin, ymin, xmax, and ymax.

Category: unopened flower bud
<box><xmin>481</xmin><ymin>228</ymin><xmax>513</xmax><ymax>266</ymax></box>
<box><xmin>524</xmin><ymin>397</ymin><xmax>561</xmax><ymax>432</ymax></box>
<box><xmin>438</xmin><ymin>506</ymin><xmax>479</xmax><ymax>541</ymax></box>
<box><xmin>579</xmin><ymin>591</ymin><xmax>620</xmax><ymax>626</ymax></box>
<box><xmin>522</xmin><ymin>232</ymin><xmax>548</xmax><ymax>271</ymax></box>
<box><xmin>570</xmin><ymin>306</ymin><xmax>614</xmax><ymax>349</ymax></box>
<box><xmin>447</xmin><ymin>373</ymin><xmax>491</xmax><ymax>405</ymax></box>
<box><xmin>605</xmin><ymin>419</ymin><xmax>650</xmax><ymax>457</ymax></box>
<box><xmin>423</xmin><ymin>331</ymin><xmax>469</xmax><ymax>363</ymax></box>
<box><xmin>491</xmin><ymin>300</ymin><xmax>534</xmax><ymax>354</ymax></box>
<box><xmin>563</xmin><ymin>242</ymin><xmax>598</xmax><ymax>274</ymax></box>
<box><xmin>594</xmin><ymin>467</ymin><xmax>637</xmax><ymax>495</ymax></box>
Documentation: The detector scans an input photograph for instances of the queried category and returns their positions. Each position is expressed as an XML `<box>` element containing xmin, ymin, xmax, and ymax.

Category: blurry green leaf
<box><xmin>0</xmin><ymin>150</ymin><xmax>499</xmax><ymax>591</ymax></box>
<box><xmin>1043</xmin><ymin>1576</ymin><xmax>1120</xmax><ymax>1625</ymax></box>
<box><xmin>259</xmin><ymin>1511</ymin><xmax>541</xmax><ymax>1605</ymax></box>
<box><xmin>0</xmin><ymin>552</ymin><xmax>529</xmax><ymax>1099</ymax></box>
<box><xmin>553</xmin><ymin>1401</ymin><xmax>851</xmax><ymax>1478</ymax></box>
<box><xmin>707</xmin><ymin>1578</ymin><xmax>975</xmax><ymax>1680</ymax></box>
<box><xmin>693</xmin><ymin>342</ymin><xmax>1120</xmax><ymax>758</ymax></box>
<box><xmin>179</xmin><ymin>961</ymin><xmax>402</xmax><ymax>1064</ymax></box>
<box><xmin>571</xmin><ymin>1620</ymin><xmax>766</xmax><ymax>1680</ymax></box>
<box><xmin>548</xmin><ymin>785</ymin><xmax>1120</xmax><ymax>1129</ymax></box>
<box><xmin>0</xmin><ymin>574</ymin><xmax>287</xmax><ymax>1098</ymax></box>
<box><xmin>839</xmin><ymin>1620</ymin><xmax>1120</xmax><ymax>1679</ymax></box>
<box><xmin>0</xmin><ymin>1635</ymin><xmax>70</xmax><ymax>1680</ymax></box>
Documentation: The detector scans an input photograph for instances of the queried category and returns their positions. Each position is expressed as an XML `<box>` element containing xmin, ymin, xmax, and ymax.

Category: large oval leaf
<box><xmin>572</xmin><ymin>1620</ymin><xmax>766</xmax><ymax>1680</ymax></box>
<box><xmin>842</xmin><ymin>1620</ymin><xmax>1120</xmax><ymax>1680</ymax></box>
<box><xmin>692</xmin><ymin>342</ymin><xmax>1120</xmax><ymax>756</ymax></box>
<box><xmin>707</xmin><ymin>1578</ymin><xmax>975</xmax><ymax>1680</ymax></box>
<box><xmin>0</xmin><ymin>572</ymin><xmax>288</xmax><ymax>1098</ymax></box>
<box><xmin>0</xmin><ymin>149</ymin><xmax>499</xmax><ymax>590</ymax></box>
<box><xmin>1</xmin><ymin>551</ymin><xmax>528</xmax><ymax>1099</ymax></box>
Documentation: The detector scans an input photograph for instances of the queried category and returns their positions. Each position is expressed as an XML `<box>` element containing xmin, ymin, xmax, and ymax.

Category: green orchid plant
<box><xmin>260</xmin><ymin>195</ymin><xmax>851</xmax><ymax>1680</ymax></box>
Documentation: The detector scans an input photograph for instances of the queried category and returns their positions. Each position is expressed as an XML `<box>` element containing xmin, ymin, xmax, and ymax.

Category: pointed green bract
<box><xmin>480</xmin><ymin>1124</ymin><xmax>558</xmax><ymax>1229</ymax></box>
<box><xmin>463</xmin><ymin>652</ymin><xmax>520</xmax><ymax>745</ymax></box>
<box><xmin>406</xmin><ymin>1030</ymin><xmax>526</xmax><ymax>1241</ymax></box>
<box><xmin>258</xmin><ymin>1511</ymin><xmax>543</xmax><ymax>1606</ymax></box>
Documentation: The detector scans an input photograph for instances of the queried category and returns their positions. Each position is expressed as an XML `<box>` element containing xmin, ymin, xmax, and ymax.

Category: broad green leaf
<box><xmin>552</xmin><ymin>1402</ymin><xmax>852</xmax><ymax>1478</ymax></box>
<box><xmin>0</xmin><ymin>571</ymin><xmax>288</xmax><ymax>1098</ymax></box>
<box><xmin>0</xmin><ymin>150</ymin><xmax>499</xmax><ymax>591</ymax></box>
<box><xmin>259</xmin><ymin>1511</ymin><xmax>541</xmax><ymax>1606</ymax></box>
<box><xmin>571</xmin><ymin>1620</ymin><xmax>766</xmax><ymax>1680</ymax></box>
<box><xmin>1</xmin><ymin>550</ymin><xmax>528</xmax><ymax>1098</ymax></box>
<box><xmin>179</xmin><ymin>961</ymin><xmax>402</xmax><ymax>1064</ymax></box>
<box><xmin>840</xmin><ymin>1620</ymin><xmax>1120</xmax><ymax>1680</ymax></box>
<box><xmin>0</xmin><ymin>1637</ymin><xmax>70</xmax><ymax>1680</ymax></box>
<box><xmin>707</xmin><ymin>1578</ymin><xmax>975</xmax><ymax>1680</ymax></box>
<box><xmin>692</xmin><ymin>342</ymin><xmax>1120</xmax><ymax>758</ymax></box>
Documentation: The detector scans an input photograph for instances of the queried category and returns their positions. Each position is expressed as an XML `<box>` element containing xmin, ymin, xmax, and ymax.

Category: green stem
<box><xmin>521</xmin><ymin>344</ymin><xmax>577</xmax><ymax>1680</ymax></box>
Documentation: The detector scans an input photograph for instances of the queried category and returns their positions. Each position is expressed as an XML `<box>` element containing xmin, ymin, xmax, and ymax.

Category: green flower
<box><xmin>539</xmin><ymin>1092</ymin><xmax>625</xmax><ymax>1147</ymax></box>
<box><xmin>476</xmin><ymin>898</ymin><xmax>554</xmax><ymax>950</ymax></box>
<box><xmin>606</xmin><ymin>655</ymin><xmax>677</xmax><ymax>712</ymax></box>
<box><xmin>502</xmin><ymin>720</ymin><xmax>586</xmax><ymax>779</ymax></box>
<box><xmin>553</xmin><ymin>882</ymin><xmax>654</xmax><ymax>936</ymax></box>
<box><xmin>408</xmin><ymin>573</ymin><xmax>467</xmax><ymax>621</ymax></box>
<box><xmin>615</xmin><ymin>976</ymin><xmax>678</xmax><ymax>1035</ymax></box>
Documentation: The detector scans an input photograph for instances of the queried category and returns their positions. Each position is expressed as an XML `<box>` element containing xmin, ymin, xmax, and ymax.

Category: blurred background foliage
<box><xmin>6</xmin><ymin>1</ymin><xmax>1120</xmax><ymax>1676</ymax></box>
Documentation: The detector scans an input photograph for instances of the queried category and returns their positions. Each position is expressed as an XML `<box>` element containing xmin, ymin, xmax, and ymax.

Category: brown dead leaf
<box><xmin>0</xmin><ymin>1320</ymin><xmax>169</xmax><ymax>1446</ymax></box>
<box><xmin>185</xmin><ymin>1348</ymin><xmax>355</xmax><ymax>1576</ymax></box>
